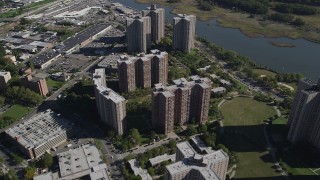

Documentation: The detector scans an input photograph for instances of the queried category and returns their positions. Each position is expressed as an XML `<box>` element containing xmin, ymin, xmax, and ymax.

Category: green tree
<box><xmin>129</xmin><ymin>128</ymin><xmax>142</xmax><ymax>145</ymax></box>
<box><xmin>24</xmin><ymin>166</ymin><xmax>36</xmax><ymax>180</ymax></box>
<box><xmin>39</xmin><ymin>152</ymin><xmax>53</xmax><ymax>168</ymax></box>
<box><xmin>4</xmin><ymin>169</ymin><xmax>19</xmax><ymax>180</ymax></box>
<box><xmin>148</xmin><ymin>167</ymin><xmax>155</xmax><ymax>176</ymax></box>
<box><xmin>168</xmin><ymin>140</ymin><xmax>177</xmax><ymax>149</ymax></box>
<box><xmin>106</xmin><ymin>130</ymin><xmax>115</xmax><ymax>138</ymax></box>
<box><xmin>186</xmin><ymin>125</ymin><xmax>198</xmax><ymax>136</ymax></box>
<box><xmin>11</xmin><ymin>153</ymin><xmax>24</xmax><ymax>165</ymax></box>
<box><xmin>198</xmin><ymin>124</ymin><xmax>208</xmax><ymax>133</ymax></box>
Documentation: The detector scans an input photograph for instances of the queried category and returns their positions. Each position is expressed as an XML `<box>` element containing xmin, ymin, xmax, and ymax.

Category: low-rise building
<box><xmin>57</xmin><ymin>144</ymin><xmax>111</xmax><ymax>180</ymax></box>
<box><xmin>0</xmin><ymin>71</ymin><xmax>11</xmax><ymax>89</ymax></box>
<box><xmin>211</xmin><ymin>87</ymin><xmax>226</xmax><ymax>95</ymax></box>
<box><xmin>128</xmin><ymin>159</ymin><xmax>152</xmax><ymax>180</ymax></box>
<box><xmin>5</xmin><ymin>109</ymin><xmax>73</xmax><ymax>159</ymax></box>
<box><xmin>21</xmin><ymin>74</ymin><xmax>49</xmax><ymax>96</ymax></box>
<box><xmin>4</xmin><ymin>55</ymin><xmax>17</xmax><ymax>65</ymax></box>
<box><xmin>149</xmin><ymin>153</ymin><xmax>176</xmax><ymax>167</ymax></box>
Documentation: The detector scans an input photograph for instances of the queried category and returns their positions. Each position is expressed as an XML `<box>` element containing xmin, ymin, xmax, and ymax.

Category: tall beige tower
<box><xmin>126</xmin><ymin>16</ymin><xmax>151</xmax><ymax>53</ymax></box>
<box><xmin>93</xmin><ymin>69</ymin><xmax>126</xmax><ymax>135</ymax></box>
<box><xmin>173</xmin><ymin>14</ymin><xmax>196</xmax><ymax>52</ymax></box>
<box><xmin>142</xmin><ymin>4</ymin><xmax>165</xmax><ymax>43</ymax></box>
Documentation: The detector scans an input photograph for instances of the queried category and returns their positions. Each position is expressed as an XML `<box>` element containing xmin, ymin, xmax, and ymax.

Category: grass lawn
<box><xmin>2</xmin><ymin>104</ymin><xmax>33</xmax><ymax>120</ymax></box>
<box><xmin>220</xmin><ymin>97</ymin><xmax>277</xmax><ymax>126</ymax></box>
<box><xmin>220</xmin><ymin>97</ymin><xmax>279</xmax><ymax>178</ymax></box>
<box><xmin>223</xmin><ymin>132</ymin><xmax>280</xmax><ymax>178</ymax></box>
<box><xmin>273</xmin><ymin>117</ymin><xmax>288</xmax><ymax>125</ymax></box>
<box><xmin>46</xmin><ymin>78</ymin><xmax>65</xmax><ymax>89</ymax></box>
<box><xmin>252</xmin><ymin>69</ymin><xmax>277</xmax><ymax>78</ymax></box>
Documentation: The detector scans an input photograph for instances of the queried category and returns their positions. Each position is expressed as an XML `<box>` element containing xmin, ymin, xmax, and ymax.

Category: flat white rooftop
<box><xmin>149</xmin><ymin>153</ymin><xmax>176</xmax><ymax>166</ymax></box>
<box><xmin>58</xmin><ymin>144</ymin><xmax>110</xmax><ymax>180</ymax></box>
<box><xmin>5</xmin><ymin>110</ymin><xmax>72</xmax><ymax>150</ymax></box>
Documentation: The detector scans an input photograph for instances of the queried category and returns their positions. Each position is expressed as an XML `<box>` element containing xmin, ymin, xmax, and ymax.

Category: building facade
<box><xmin>20</xmin><ymin>74</ymin><xmax>49</xmax><ymax>96</ymax></box>
<box><xmin>0</xmin><ymin>71</ymin><xmax>11</xmax><ymax>89</ymax></box>
<box><xmin>152</xmin><ymin>76</ymin><xmax>212</xmax><ymax>134</ymax></box>
<box><xmin>126</xmin><ymin>16</ymin><xmax>151</xmax><ymax>53</ymax></box>
<box><xmin>117</xmin><ymin>50</ymin><xmax>168</xmax><ymax>93</ymax></box>
<box><xmin>142</xmin><ymin>4</ymin><xmax>165</xmax><ymax>43</ymax></box>
<box><xmin>93</xmin><ymin>69</ymin><xmax>126</xmax><ymax>135</ymax></box>
<box><xmin>173</xmin><ymin>14</ymin><xmax>196</xmax><ymax>52</ymax></box>
<box><xmin>152</xmin><ymin>84</ymin><xmax>175</xmax><ymax>134</ymax></box>
<box><xmin>5</xmin><ymin>110</ymin><xmax>73</xmax><ymax>159</ymax></box>
<box><xmin>287</xmin><ymin>78</ymin><xmax>320</xmax><ymax>149</ymax></box>
<box><xmin>167</xmin><ymin>141</ymin><xmax>229</xmax><ymax>180</ymax></box>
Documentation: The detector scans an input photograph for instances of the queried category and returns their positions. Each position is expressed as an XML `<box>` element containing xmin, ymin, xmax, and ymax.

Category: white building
<box><xmin>57</xmin><ymin>144</ymin><xmax>111</xmax><ymax>180</ymax></box>
<box><xmin>5</xmin><ymin>110</ymin><xmax>73</xmax><ymax>159</ymax></box>
<box><xmin>0</xmin><ymin>71</ymin><xmax>12</xmax><ymax>89</ymax></box>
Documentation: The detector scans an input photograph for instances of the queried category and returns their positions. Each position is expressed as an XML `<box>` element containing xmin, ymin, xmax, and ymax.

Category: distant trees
<box><xmin>198</xmin><ymin>0</ymin><xmax>214</xmax><ymax>11</ymax></box>
<box><xmin>168</xmin><ymin>0</ymin><xmax>182</xmax><ymax>3</ymax></box>
<box><xmin>274</xmin><ymin>3</ymin><xmax>318</xmax><ymax>15</ymax></box>
<box><xmin>5</xmin><ymin>86</ymin><xmax>43</xmax><ymax>106</ymax></box>
<box><xmin>214</xmin><ymin>0</ymin><xmax>269</xmax><ymax>14</ymax></box>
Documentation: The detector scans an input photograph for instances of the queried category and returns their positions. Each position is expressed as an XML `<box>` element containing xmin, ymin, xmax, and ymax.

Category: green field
<box><xmin>220</xmin><ymin>97</ymin><xmax>277</xmax><ymax>126</ymax></box>
<box><xmin>253</xmin><ymin>69</ymin><xmax>277</xmax><ymax>78</ymax></box>
<box><xmin>2</xmin><ymin>104</ymin><xmax>33</xmax><ymax>120</ymax></box>
<box><xmin>220</xmin><ymin>97</ymin><xmax>279</xmax><ymax>178</ymax></box>
<box><xmin>46</xmin><ymin>78</ymin><xmax>65</xmax><ymax>89</ymax></box>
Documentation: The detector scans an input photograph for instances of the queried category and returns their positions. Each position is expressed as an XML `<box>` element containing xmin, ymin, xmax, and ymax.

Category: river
<box><xmin>114</xmin><ymin>0</ymin><xmax>320</xmax><ymax>81</ymax></box>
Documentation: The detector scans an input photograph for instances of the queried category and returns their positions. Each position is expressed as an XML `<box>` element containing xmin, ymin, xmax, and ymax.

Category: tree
<box><xmin>168</xmin><ymin>140</ymin><xmax>177</xmax><ymax>149</ymax></box>
<box><xmin>4</xmin><ymin>169</ymin><xmax>19</xmax><ymax>180</ymax></box>
<box><xmin>39</xmin><ymin>152</ymin><xmax>53</xmax><ymax>168</ymax></box>
<box><xmin>24</xmin><ymin>166</ymin><xmax>36</xmax><ymax>180</ymax></box>
<box><xmin>0</xmin><ymin>156</ymin><xmax>3</xmax><ymax>164</ymax></box>
<box><xmin>186</xmin><ymin>125</ymin><xmax>198</xmax><ymax>136</ymax></box>
<box><xmin>11</xmin><ymin>153</ymin><xmax>24</xmax><ymax>165</ymax></box>
<box><xmin>129</xmin><ymin>128</ymin><xmax>142</xmax><ymax>145</ymax></box>
<box><xmin>0</xmin><ymin>45</ymin><xmax>5</xmax><ymax>57</ymax></box>
<box><xmin>198</xmin><ymin>124</ymin><xmax>208</xmax><ymax>133</ymax></box>
<box><xmin>148</xmin><ymin>167</ymin><xmax>155</xmax><ymax>176</ymax></box>
<box><xmin>106</xmin><ymin>130</ymin><xmax>115</xmax><ymax>138</ymax></box>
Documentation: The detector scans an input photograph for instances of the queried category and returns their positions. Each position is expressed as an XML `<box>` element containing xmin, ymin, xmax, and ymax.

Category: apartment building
<box><xmin>287</xmin><ymin>78</ymin><xmax>320</xmax><ymax>149</ymax></box>
<box><xmin>117</xmin><ymin>50</ymin><xmax>168</xmax><ymax>93</ymax></box>
<box><xmin>173</xmin><ymin>14</ymin><xmax>196</xmax><ymax>52</ymax></box>
<box><xmin>93</xmin><ymin>69</ymin><xmax>126</xmax><ymax>135</ymax></box>
<box><xmin>126</xmin><ymin>16</ymin><xmax>151</xmax><ymax>53</ymax></box>
<box><xmin>142</xmin><ymin>4</ymin><xmax>165</xmax><ymax>43</ymax></box>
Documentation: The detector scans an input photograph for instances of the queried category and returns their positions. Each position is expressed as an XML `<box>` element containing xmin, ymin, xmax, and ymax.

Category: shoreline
<box><xmin>135</xmin><ymin>0</ymin><xmax>320</xmax><ymax>44</ymax></box>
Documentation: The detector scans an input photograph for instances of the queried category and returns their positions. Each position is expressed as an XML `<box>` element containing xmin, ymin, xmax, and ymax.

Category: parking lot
<box><xmin>45</xmin><ymin>54</ymin><xmax>95</xmax><ymax>73</ymax></box>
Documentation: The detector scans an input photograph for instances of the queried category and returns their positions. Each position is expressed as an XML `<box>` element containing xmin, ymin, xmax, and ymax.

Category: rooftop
<box><xmin>96</xmin><ymin>86</ymin><xmax>126</xmax><ymax>103</ymax></box>
<box><xmin>60</xmin><ymin>24</ymin><xmax>111</xmax><ymax>53</ymax></box>
<box><xmin>167</xmin><ymin>141</ymin><xmax>229</xmax><ymax>180</ymax></box>
<box><xmin>149</xmin><ymin>153</ymin><xmax>176</xmax><ymax>166</ymax></box>
<box><xmin>58</xmin><ymin>144</ymin><xmax>110</xmax><ymax>179</ymax></box>
<box><xmin>5</xmin><ymin>110</ymin><xmax>72</xmax><ymax>149</ymax></box>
